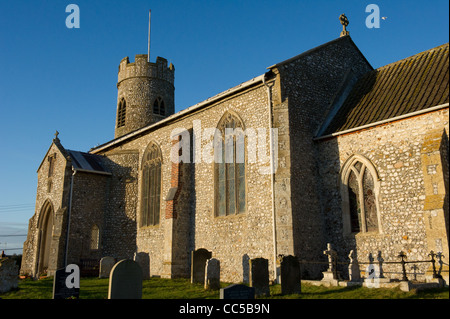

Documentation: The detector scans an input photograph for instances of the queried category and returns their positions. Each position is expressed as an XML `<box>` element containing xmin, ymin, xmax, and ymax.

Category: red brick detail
<box><xmin>165</xmin><ymin>136</ymin><xmax>183</xmax><ymax>219</ymax></box>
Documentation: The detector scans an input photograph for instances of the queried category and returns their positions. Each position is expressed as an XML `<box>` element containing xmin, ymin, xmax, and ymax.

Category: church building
<box><xmin>20</xmin><ymin>18</ymin><xmax>449</xmax><ymax>283</ymax></box>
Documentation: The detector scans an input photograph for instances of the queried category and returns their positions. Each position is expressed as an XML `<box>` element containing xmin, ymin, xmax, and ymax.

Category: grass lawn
<box><xmin>1</xmin><ymin>277</ymin><xmax>448</xmax><ymax>299</ymax></box>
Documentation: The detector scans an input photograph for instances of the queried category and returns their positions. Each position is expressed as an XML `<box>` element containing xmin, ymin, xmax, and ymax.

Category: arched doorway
<box><xmin>37</xmin><ymin>201</ymin><xmax>54</xmax><ymax>275</ymax></box>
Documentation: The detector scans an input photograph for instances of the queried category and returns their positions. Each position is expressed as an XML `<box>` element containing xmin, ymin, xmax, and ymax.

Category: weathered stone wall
<box><xmin>316</xmin><ymin>108</ymin><xmax>449</xmax><ymax>280</ymax></box>
<box><xmin>98</xmin><ymin>81</ymin><xmax>278</xmax><ymax>282</ymax></box>
<box><xmin>275</xmin><ymin>36</ymin><xmax>373</xmax><ymax>278</ymax></box>
<box><xmin>115</xmin><ymin>55</ymin><xmax>175</xmax><ymax>138</ymax></box>
<box><xmin>21</xmin><ymin>141</ymin><xmax>72</xmax><ymax>277</ymax></box>
<box><xmin>65</xmin><ymin>171</ymin><xmax>109</xmax><ymax>265</ymax></box>
<box><xmin>101</xmin><ymin>152</ymin><xmax>139</xmax><ymax>260</ymax></box>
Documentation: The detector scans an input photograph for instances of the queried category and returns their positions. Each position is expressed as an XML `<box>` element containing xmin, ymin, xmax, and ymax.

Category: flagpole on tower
<box><xmin>148</xmin><ymin>9</ymin><xmax>151</xmax><ymax>62</ymax></box>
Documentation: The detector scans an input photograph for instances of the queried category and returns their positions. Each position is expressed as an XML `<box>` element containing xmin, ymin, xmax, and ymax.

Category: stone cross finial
<box><xmin>339</xmin><ymin>13</ymin><xmax>349</xmax><ymax>37</ymax></box>
<box><xmin>53</xmin><ymin>130</ymin><xmax>60</xmax><ymax>142</ymax></box>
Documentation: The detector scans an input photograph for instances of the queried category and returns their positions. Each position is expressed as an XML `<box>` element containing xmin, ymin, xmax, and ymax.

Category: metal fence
<box><xmin>298</xmin><ymin>250</ymin><xmax>448</xmax><ymax>282</ymax></box>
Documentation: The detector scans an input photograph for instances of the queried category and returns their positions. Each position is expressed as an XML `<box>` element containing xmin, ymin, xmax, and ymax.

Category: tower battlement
<box><xmin>118</xmin><ymin>54</ymin><xmax>175</xmax><ymax>87</ymax></box>
<box><xmin>114</xmin><ymin>54</ymin><xmax>175</xmax><ymax>138</ymax></box>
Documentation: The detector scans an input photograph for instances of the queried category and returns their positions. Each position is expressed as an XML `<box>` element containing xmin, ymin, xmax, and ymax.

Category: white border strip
<box><xmin>314</xmin><ymin>103</ymin><xmax>449</xmax><ymax>141</ymax></box>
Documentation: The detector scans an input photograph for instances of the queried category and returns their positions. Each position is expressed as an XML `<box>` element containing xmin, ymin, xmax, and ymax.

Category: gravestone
<box><xmin>99</xmin><ymin>256</ymin><xmax>115</xmax><ymax>279</ymax></box>
<box><xmin>191</xmin><ymin>248</ymin><xmax>212</xmax><ymax>284</ymax></box>
<box><xmin>53</xmin><ymin>265</ymin><xmax>80</xmax><ymax>299</ymax></box>
<box><xmin>108</xmin><ymin>259</ymin><xmax>143</xmax><ymax>299</ymax></box>
<box><xmin>348</xmin><ymin>250</ymin><xmax>361</xmax><ymax>282</ymax></box>
<box><xmin>322</xmin><ymin>243</ymin><xmax>340</xmax><ymax>284</ymax></box>
<box><xmin>220</xmin><ymin>284</ymin><xmax>255</xmax><ymax>299</ymax></box>
<box><xmin>0</xmin><ymin>258</ymin><xmax>19</xmax><ymax>294</ymax></box>
<box><xmin>249</xmin><ymin>257</ymin><xmax>270</xmax><ymax>297</ymax></box>
<box><xmin>204</xmin><ymin>258</ymin><xmax>220</xmax><ymax>290</ymax></box>
<box><xmin>280</xmin><ymin>255</ymin><xmax>301</xmax><ymax>295</ymax></box>
<box><xmin>242</xmin><ymin>254</ymin><xmax>250</xmax><ymax>283</ymax></box>
<box><xmin>134</xmin><ymin>252</ymin><xmax>150</xmax><ymax>279</ymax></box>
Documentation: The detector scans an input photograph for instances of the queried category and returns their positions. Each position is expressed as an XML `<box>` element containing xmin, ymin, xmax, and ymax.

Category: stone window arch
<box><xmin>141</xmin><ymin>142</ymin><xmax>162</xmax><ymax>227</ymax></box>
<box><xmin>340</xmin><ymin>154</ymin><xmax>381</xmax><ymax>235</ymax></box>
<box><xmin>153</xmin><ymin>96</ymin><xmax>165</xmax><ymax>116</ymax></box>
<box><xmin>90</xmin><ymin>224</ymin><xmax>100</xmax><ymax>250</ymax></box>
<box><xmin>215</xmin><ymin>111</ymin><xmax>246</xmax><ymax>217</ymax></box>
<box><xmin>117</xmin><ymin>98</ymin><xmax>126</xmax><ymax>128</ymax></box>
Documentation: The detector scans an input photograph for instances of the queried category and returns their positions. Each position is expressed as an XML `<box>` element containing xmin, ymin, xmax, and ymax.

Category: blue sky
<box><xmin>0</xmin><ymin>0</ymin><xmax>448</xmax><ymax>255</ymax></box>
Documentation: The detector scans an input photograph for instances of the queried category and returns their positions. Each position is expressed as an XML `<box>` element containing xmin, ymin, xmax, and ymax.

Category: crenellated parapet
<box><xmin>114</xmin><ymin>54</ymin><xmax>175</xmax><ymax>138</ymax></box>
<box><xmin>118</xmin><ymin>54</ymin><xmax>175</xmax><ymax>88</ymax></box>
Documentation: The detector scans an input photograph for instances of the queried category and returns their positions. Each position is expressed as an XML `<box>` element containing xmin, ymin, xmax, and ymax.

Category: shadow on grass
<box><xmin>1</xmin><ymin>277</ymin><xmax>448</xmax><ymax>299</ymax></box>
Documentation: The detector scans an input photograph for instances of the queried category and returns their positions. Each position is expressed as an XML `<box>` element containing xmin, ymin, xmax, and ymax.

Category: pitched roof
<box><xmin>321</xmin><ymin>43</ymin><xmax>449</xmax><ymax>136</ymax></box>
<box><xmin>90</xmin><ymin>36</ymin><xmax>369</xmax><ymax>154</ymax></box>
<box><xmin>67</xmin><ymin>150</ymin><xmax>111</xmax><ymax>175</ymax></box>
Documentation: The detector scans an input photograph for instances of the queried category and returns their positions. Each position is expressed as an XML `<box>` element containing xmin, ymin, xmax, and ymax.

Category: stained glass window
<box><xmin>215</xmin><ymin>113</ymin><xmax>246</xmax><ymax>216</ymax></box>
<box><xmin>141</xmin><ymin>143</ymin><xmax>162</xmax><ymax>227</ymax></box>
<box><xmin>363</xmin><ymin>168</ymin><xmax>378</xmax><ymax>232</ymax></box>
<box><xmin>348</xmin><ymin>170</ymin><xmax>361</xmax><ymax>233</ymax></box>
<box><xmin>344</xmin><ymin>159</ymin><xmax>379</xmax><ymax>233</ymax></box>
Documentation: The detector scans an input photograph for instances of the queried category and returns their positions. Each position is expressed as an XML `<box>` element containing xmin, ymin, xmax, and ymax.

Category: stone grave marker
<box><xmin>53</xmin><ymin>264</ymin><xmax>80</xmax><ymax>299</ymax></box>
<box><xmin>220</xmin><ymin>284</ymin><xmax>255</xmax><ymax>299</ymax></box>
<box><xmin>322</xmin><ymin>243</ymin><xmax>340</xmax><ymax>283</ymax></box>
<box><xmin>108</xmin><ymin>259</ymin><xmax>143</xmax><ymax>299</ymax></box>
<box><xmin>204</xmin><ymin>258</ymin><xmax>220</xmax><ymax>290</ymax></box>
<box><xmin>134</xmin><ymin>252</ymin><xmax>150</xmax><ymax>279</ymax></box>
<box><xmin>191</xmin><ymin>248</ymin><xmax>212</xmax><ymax>284</ymax></box>
<box><xmin>99</xmin><ymin>256</ymin><xmax>115</xmax><ymax>279</ymax></box>
<box><xmin>348</xmin><ymin>250</ymin><xmax>361</xmax><ymax>282</ymax></box>
<box><xmin>280</xmin><ymin>255</ymin><xmax>301</xmax><ymax>295</ymax></box>
<box><xmin>249</xmin><ymin>257</ymin><xmax>270</xmax><ymax>297</ymax></box>
<box><xmin>0</xmin><ymin>258</ymin><xmax>19</xmax><ymax>294</ymax></box>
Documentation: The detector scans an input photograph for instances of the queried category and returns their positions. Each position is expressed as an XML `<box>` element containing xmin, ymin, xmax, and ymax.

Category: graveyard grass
<box><xmin>1</xmin><ymin>277</ymin><xmax>448</xmax><ymax>299</ymax></box>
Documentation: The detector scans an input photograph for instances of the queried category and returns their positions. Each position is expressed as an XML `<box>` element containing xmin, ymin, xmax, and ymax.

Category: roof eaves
<box><xmin>90</xmin><ymin>73</ymin><xmax>267</xmax><ymax>154</ymax></box>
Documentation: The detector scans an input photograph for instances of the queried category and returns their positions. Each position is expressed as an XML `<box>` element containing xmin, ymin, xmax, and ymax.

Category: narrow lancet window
<box><xmin>215</xmin><ymin>112</ymin><xmax>246</xmax><ymax>216</ymax></box>
<box><xmin>141</xmin><ymin>143</ymin><xmax>162</xmax><ymax>227</ymax></box>
<box><xmin>117</xmin><ymin>98</ymin><xmax>126</xmax><ymax>128</ymax></box>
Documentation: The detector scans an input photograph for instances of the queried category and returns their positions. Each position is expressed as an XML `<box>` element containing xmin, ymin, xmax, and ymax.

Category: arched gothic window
<box><xmin>215</xmin><ymin>112</ymin><xmax>246</xmax><ymax>217</ymax></box>
<box><xmin>141</xmin><ymin>142</ymin><xmax>162</xmax><ymax>227</ymax></box>
<box><xmin>117</xmin><ymin>98</ymin><xmax>126</xmax><ymax>128</ymax></box>
<box><xmin>340</xmin><ymin>155</ymin><xmax>381</xmax><ymax>235</ymax></box>
<box><xmin>153</xmin><ymin>97</ymin><xmax>165</xmax><ymax>116</ymax></box>
<box><xmin>90</xmin><ymin>224</ymin><xmax>100</xmax><ymax>250</ymax></box>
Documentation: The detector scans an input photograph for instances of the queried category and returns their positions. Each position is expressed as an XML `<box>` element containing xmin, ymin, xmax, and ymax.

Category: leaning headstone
<box><xmin>220</xmin><ymin>284</ymin><xmax>255</xmax><ymax>299</ymax></box>
<box><xmin>134</xmin><ymin>252</ymin><xmax>150</xmax><ymax>279</ymax></box>
<box><xmin>53</xmin><ymin>264</ymin><xmax>80</xmax><ymax>299</ymax></box>
<box><xmin>249</xmin><ymin>257</ymin><xmax>270</xmax><ymax>297</ymax></box>
<box><xmin>99</xmin><ymin>256</ymin><xmax>115</xmax><ymax>279</ymax></box>
<box><xmin>280</xmin><ymin>255</ymin><xmax>301</xmax><ymax>295</ymax></box>
<box><xmin>348</xmin><ymin>250</ymin><xmax>361</xmax><ymax>282</ymax></box>
<box><xmin>0</xmin><ymin>258</ymin><xmax>19</xmax><ymax>294</ymax></box>
<box><xmin>191</xmin><ymin>248</ymin><xmax>212</xmax><ymax>284</ymax></box>
<box><xmin>108</xmin><ymin>259</ymin><xmax>143</xmax><ymax>299</ymax></box>
<box><xmin>204</xmin><ymin>258</ymin><xmax>220</xmax><ymax>290</ymax></box>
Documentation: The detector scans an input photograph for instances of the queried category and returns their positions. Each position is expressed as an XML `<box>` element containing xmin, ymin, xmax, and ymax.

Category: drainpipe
<box><xmin>262</xmin><ymin>74</ymin><xmax>278</xmax><ymax>283</ymax></box>
<box><xmin>64</xmin><ymin>168</ymin><xmax>77</xmax><ymax>267</ymax></box>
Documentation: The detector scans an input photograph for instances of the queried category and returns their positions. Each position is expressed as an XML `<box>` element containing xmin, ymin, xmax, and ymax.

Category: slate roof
<box><xmin>322</xmin><ymin>43</ymin><xmax>449</xmax><ymax>136</ymax></box>
<box><xmin>67</xmin><ymin>150</ymin><xmax>110</xmax><ymax>175</ymax></box>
